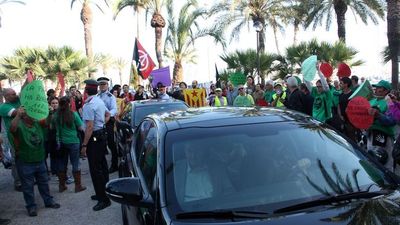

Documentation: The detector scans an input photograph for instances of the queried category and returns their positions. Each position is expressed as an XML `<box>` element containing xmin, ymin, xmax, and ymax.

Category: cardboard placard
<box><xmin>302</xmin><ymin>55</ymin><xmax>317</xmax><ymax>82</ymax></box>
<box><xmin>229</xmin><ymin>72</ymin><xmax>246</xmax><ymax>86</ymax></box>
<box><xmin>320</xmin><ymin>63</ymin><xmax>333</xmax><ymax>78</ymax></box>
<box><xmin>346</xmin><ymin>96</ymin><xmax>374</xmax><ymax>129</ymax></box>
<box><xmin>20</xmin><ymin>80</ymin><xmax>49</xmax><ymax>120</ymax></box>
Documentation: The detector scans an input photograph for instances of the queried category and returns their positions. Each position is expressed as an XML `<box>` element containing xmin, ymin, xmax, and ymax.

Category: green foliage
<box><xmin>1</xmin><ymin>46</ymin><xmax>92</xmax><ymax>86</ymax></box>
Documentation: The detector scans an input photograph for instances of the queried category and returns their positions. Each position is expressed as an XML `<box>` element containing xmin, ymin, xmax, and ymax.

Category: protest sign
<box><xmin>301</xmin><ymin>55</ymin><xmax>317</xmax><ymax>81</ymax></box>
<box><xmin>20</xmin><ymin>80</ymin><xmax>49</xmax><ymax>120</ymax></box>
<box><xmin>184</xmin><ymin>89</ymin><xmax>206</xmax><ymax>107</ymax></box>
<box><xmin>337</xmin><ymin>63</ymin><xmax>351</xmax><ymax>77</ymax></box>
<box><xmin>349</xmin><ymin>80</ymin><xmax>373</xmax><ymax>100</ymax></box>
<box><xmin>346</xmin><ymin>96</ymin><xmax>374</xmax><ymax>129</ymax></box>
<box><xmin>320</xmin><ymin>63</ymin><xmax>333</xmax><ymax>78</ymax></box>
<box><xmin>151</xmin><ymin>66</ymin><xmax>172</xmax><ymax>88</ymax></box>
<box><xmin>229</xmin><ymin>72</ymin><xmax>246</xmax><ymax>86</ymax></box>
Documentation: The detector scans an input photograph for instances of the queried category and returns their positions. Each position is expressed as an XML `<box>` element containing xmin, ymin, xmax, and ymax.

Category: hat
<box><xmin>84</xmin><ymin>79</ymin><xmax>99</xmax><ymax>88</ymax></box>
<box><xmin>215</xmin><ymin>88</ymin><xmax>222</xmax><ymax>92</ymax></box>
<box><xmin>266</xmin><ymin>80</ymin><xmax>274</xmax><ymax>86</ymax></box>
<box><xmin>237</xmin><ymin>84</ymin><xmax>245</xmax><ymax>89</ymax></box>
<box><xmin>287</xmin><ymin>77</ymin><xmax>298</xmax><ymax>87</ymax></box>
<box><xmin>97</xmin><ymin>77</ymin><xmax>109</xmax><ymax>84</ymax></box>
<box><xmin>274</xmin><ymin>83</ymin><xmax>282</xmax><ymax>88</ymax></box>
<box><xmin>372</xmin><ymin>80</ymin><xmax>391</xmax><ymax>91</ymax></box>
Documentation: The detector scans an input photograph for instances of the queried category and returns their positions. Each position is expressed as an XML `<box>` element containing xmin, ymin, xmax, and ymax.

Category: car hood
<box><xmin>172</xmin><ymin>190</ymin><xmax>400</xmax><ymax>225</ymax></box>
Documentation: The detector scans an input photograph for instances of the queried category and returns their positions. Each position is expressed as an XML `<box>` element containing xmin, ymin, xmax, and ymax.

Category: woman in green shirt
<box><xmin>53</xmin><ymin>96</ymin><xmax>86</xmax><ymax>193</ymax></box>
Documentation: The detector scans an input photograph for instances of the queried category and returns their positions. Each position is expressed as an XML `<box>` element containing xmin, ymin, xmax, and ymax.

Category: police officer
<box><xmin>80</xmin><ymin>79</ymin><xmax>112</xmax><ymax>211</ymax></box>
<box><xmin>96</xmin><ymin>77</ymin><xmax>118</xmax><ymax>173</ymax></box>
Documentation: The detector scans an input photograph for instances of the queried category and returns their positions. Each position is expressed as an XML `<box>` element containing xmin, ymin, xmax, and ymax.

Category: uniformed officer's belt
<box><xmin>92</xmin><ymin>129</ymin><xmax>106</xmax><ymax>137</ymax></box>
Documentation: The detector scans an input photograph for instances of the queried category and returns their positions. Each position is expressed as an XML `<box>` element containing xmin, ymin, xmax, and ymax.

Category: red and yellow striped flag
<box><xmin>184</xmin><ymin>89</ymin><xmax>206</xmax><ymax>107</ymax></box>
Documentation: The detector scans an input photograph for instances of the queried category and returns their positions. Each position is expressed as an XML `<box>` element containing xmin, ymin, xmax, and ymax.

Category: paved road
<box><xmin>0</xmin><ymin>156</ymin><xmax>122</xmax><ymax>225</ymax></box>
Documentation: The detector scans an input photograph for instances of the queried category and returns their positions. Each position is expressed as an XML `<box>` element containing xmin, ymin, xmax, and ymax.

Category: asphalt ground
<box><xmin>0</xmin><ymin>155</ymin><xmax>122</xmax><ymax>225</ymax></box>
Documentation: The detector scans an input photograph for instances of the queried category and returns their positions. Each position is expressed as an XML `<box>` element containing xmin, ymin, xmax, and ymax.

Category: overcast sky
<box><xmin>0</xmin><ymin>0</ymin><xmax>391</xmax><ymax>85</ymax></box>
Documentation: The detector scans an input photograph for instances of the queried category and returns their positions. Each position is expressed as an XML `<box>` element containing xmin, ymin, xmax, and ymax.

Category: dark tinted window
<box><xmin>134</xmin><ymin>103</ymin><xmax>187</xmax><ymax>127</ymax></box>
<box><xmin>164</xmin><ymin>122</ymin><xmax>393</xmax><ymax>215</ymax></box>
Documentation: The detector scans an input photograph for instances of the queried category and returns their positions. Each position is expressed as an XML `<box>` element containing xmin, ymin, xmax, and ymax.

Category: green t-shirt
<box><xmin>233</xmin><ymin>94</ymin><xmax>255</xmax><ymax>107</ymax></box>
<box><xmin>312</xmin><ymin>87</ymin><xmax>333</xmax><ymax>122</ymax></box>
<box><xmin>14</xmin><ymin>121</ymin><xmax>45</xmax><ymax>163</ymax></box>
<box><xmin>0</xmin><ymin>101</ymin><xmax>21</xmax><ymax>147</ymax></box>
<box><xmin>53</xmin><ymin>112</ymin><xmax>83</xmax><ymax>144</ymax></box>
<box><xmin>264</xmin><ymin>90</ymin><xmax>275</xmax><ymax>103</ymax></box>
<box><xmin>369</xmin><ymin>98</ymin><xmax>394</xmax><ymax>137</ymax></box>
<box><xmin>331</xmin><ymin>87</ymin><xmax>342</xmax><ymax>107</ymax></box>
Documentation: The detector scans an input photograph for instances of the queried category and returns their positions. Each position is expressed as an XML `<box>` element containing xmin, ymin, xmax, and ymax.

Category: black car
<box><xmin>107</xmin><ymin>107</ymin><xmax>400</xmax><ymax>225</ymax></box>
<box><xmin>115</xmin><ymin>99</ymin><xmax>188</xmax><ymax>161</ymax></box>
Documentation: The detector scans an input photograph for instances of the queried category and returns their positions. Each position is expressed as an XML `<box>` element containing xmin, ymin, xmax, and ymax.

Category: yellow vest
<box><xmin>272</xmin><ymin>92</ymin><xmax>286</xmax><ymax>107</ymax></box>
<box><xmin>214</xmin><ymin>96</ymin><xmax>227</xmax><ymax>107</ymax></box>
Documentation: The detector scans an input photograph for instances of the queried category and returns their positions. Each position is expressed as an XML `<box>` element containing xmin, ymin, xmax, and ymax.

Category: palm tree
<box><xmin>93</xmin><ymin>53</ymin><xmax>113</xmax><ymax>76</ymax></box>
<box><xmin>281</xmin><ymin>1</ymin><xmax>313</xmax><ymax>45</ymax></box>
<box><xmin>113</xmin><ymin>0</ymin><xmax>166</xmax><ymax>68</ymax></box>
<box><xmin>220</xmin><ymin>49</ymin><xmax>280</xmax><ymax>83</ymax></box>
<box><xmin>0</xmin><ymin>0</ymin><xmax>25</xmax><ymax>28</ymax></box>
<box><xmin>387</xmin><ymin>0</ymin><xmax>400</xmax><ymax>89</ymax></box>
<box><xmin>209</xmin><ymin>0</ymin><xmax>287</xmax><ymax>53</ymax></box>
<box><xmin>71</xmin><ymin>0</ymin><xmax>108</xmax><ymax>78</ymax></box>
<box><xmin>164</xmin><ymin>0</ymin><xmax>225</xmax><ymax>82</ymax></box>
<box><xmin>306</xmin><ymin>0</ymin><xmax>385</xmax><ymax>43</ymax></box>
<box><xmin>114</xmin><ymin>57</ymin><xmax>127</xmax><ymax>85</ymax></box>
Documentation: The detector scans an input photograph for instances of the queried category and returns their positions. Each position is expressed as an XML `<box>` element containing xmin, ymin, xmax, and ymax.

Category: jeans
<box><xmin>16</xmin><ymin>160</ymin><xmax>54</xmax><ymax>210</ymax></box>
<box><xmin>55</xmin><ymin>143</ymin><xmax>81</xmax><ymax>173</ymax></box>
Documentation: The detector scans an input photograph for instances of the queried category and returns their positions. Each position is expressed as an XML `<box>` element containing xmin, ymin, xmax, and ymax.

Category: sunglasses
<box><xmin>238</xmin><ymin>88</ymin><xmax>244</xmax><ymax>90</ymax></box>
<box><xmin>316</xmin><ymin>86</ymin><xmax>322</xmax><ymax>88</ymax></box>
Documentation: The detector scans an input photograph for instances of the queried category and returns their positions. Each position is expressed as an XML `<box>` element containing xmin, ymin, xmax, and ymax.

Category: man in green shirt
<box><xmin>10</xmin><ymin>107</ymin><xmax>60</xmax><ymax>217</ymax></box>
<box><xmin>0</xmin><ymin>88</ymin><xmax>22</xmax><ymax>191</ymax></box>
<box><xmin>263</xmin><ymin>80</ymin><xmax>275</xmax><ymax>105</ymax></box>
<box><xmin>233</xmin><ymin>85</ymin><xmax>255</xmax><ymax>107</ymax></box>
<box><xmin>367</xmin><ymin>80</ymin><xmax>395</xmax><ymax>171</ymax></box>
<box><xmin>307</xmin><ymin>69</ymin><xmax>333</xmax><ymax>123</ymax></box>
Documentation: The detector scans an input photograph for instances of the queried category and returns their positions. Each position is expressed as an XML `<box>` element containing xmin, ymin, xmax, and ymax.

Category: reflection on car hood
<box><xmin>172</xmin><ymin>189</ymin><xmax>400</xmax><ymax>225</ymax></box>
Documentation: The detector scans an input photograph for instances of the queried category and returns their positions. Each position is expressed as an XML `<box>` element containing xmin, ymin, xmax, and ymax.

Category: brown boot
<box><xmin>73</xmin><ymin>171</ymin><xmax>86</xmax><ymax>193</ymax></box>
<box><xmin>57</xmin><ymin>172</ymin><xmax>67</xmax><ymax>193</ymax></box>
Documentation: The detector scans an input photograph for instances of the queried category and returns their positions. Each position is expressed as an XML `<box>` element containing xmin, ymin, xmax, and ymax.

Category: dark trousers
<box><xmin>87</xmin><ymin>132</ymin><xmax>109</xmax><ymax>202</ymax></box>
<box><xmin>106</xmin><ymin>118</ymin><xmax>118</xmax><ymax>168</ymax></box>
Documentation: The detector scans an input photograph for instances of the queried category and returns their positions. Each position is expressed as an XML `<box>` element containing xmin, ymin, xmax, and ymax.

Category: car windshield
<box><xmin>133</xmin><ymin>103</ymin><xmax>187</xmax><ymax>127</ymax></box>
<box><xmin>164</xmin><ymin>121</ymin><xmax>395</xmax><ymax>216</ymax></box>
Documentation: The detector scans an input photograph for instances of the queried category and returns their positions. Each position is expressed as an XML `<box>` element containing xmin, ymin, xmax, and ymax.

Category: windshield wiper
<box><xmin>176</xmin><ymin>210</ymin><xmax>269</xmax><ymax>220</ymax></box>
<box><xmin>274</xmin><ymin>190</ymin><xmax>390</xmax><ymax>214</ymax></box>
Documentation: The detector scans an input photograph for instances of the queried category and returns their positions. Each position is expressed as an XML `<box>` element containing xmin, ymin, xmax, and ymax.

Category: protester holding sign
<box><xmin>367</xmin><ymin>80</ymin><xmax>395</xmax><ymax>172</ymax></box>
<box><xmin>10</xmin><ymin>107</ymin><xmax>60</xmax><ymax>217</ymax></box>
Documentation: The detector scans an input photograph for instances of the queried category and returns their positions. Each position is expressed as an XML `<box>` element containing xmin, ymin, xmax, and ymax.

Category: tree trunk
<box><xmin>334</xmin><ymin>0</ymin><xmax>347</xmax><ymax>43</ymax></box>
<box><xmin>81</xmin><ymin>2</ymin><xmax>93</xmax><ymax>78</ymax></box>
<box><xmin>119</xmin><ymin>71</ymin><xmax>123</xmax><ymax>85</ymax></box>
<box><xmin>293</xmin><ymin>21</ymin><xmax>299</xmax><ymax>45</ymax></box>
<box><xmin>272</xmin><ymin>25</ymin><xmax>280</xmax><ymax>54</ymax></box>
<box><xmin>151</xmin><ymin>13</ymin><xmax>166</xmax><ymax>69</ymax></box>
<box><xmin>173</xmin><ymin>61</ymin><xmax>183</xmax><ymax>83</ymax></box>
<box><xmin>259</xmin><ymin>29</ymin><xmax>265</xmax><ymax>53</ymax></box>
<box><xmin>387</xmin><ymin>0</ymin><xmax>400</xmax><ymax>89</ymax></box>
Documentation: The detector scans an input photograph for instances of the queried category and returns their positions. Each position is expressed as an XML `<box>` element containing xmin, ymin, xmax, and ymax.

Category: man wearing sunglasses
<box><xmin>233</xmin><ymin>85</ymin><xmax>254</xmax><ymax>107</ymax></box>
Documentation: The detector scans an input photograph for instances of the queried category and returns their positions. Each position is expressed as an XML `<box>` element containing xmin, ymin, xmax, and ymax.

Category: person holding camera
<box><xmin>271</xmin><ymin>83</ymin><xmax>286</xmax><ymax>107</ymax></box>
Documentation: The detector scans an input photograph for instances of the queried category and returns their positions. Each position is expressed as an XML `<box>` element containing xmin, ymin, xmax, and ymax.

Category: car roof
<box><xmin>131</xmin><ymin>99</ymin><xmax>187</xmax><ymax>107</ymax></box>
<box><xmin>150</xmin><ymin>107</ymin><xmax>315</xmax><ymax>130</ymax></box>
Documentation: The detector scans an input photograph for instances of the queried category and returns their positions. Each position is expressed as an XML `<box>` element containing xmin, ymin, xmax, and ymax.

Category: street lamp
<box><xmin>253</xmin><ymin>19</ymin><xmax>263</xmax><ymax>84</ymax></box>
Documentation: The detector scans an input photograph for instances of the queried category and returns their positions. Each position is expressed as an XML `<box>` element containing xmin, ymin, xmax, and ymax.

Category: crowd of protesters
<box><xmin>0</xmin><ymin>64</ymin><xmax>398</xmax><ymax>224</ymax></box>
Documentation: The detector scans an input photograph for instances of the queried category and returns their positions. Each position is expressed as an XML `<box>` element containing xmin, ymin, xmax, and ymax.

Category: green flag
<box><xmin>229</xmin><ymin>72</ymin><xmax>246</xmax><ymax>86</ymax></box>
<box><xmin>20</xmin><ymin>80</ymin><xmax>49</xmax><ymax>120</ymax></box>
<box><xmin>349</xmin><ymin>80</ymin><xmax>373</xmax><ymax>100</ymax></box>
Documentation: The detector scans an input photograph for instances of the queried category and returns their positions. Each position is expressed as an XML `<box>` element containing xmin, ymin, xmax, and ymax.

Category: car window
<box><xmin>137</xmin><ymin>121</ymin><xmax>158</xmax><ymax>192</ymax></box>
<box><xmin>164</xmin><ymin>122</ymin><xmax>394</xmax><ymax>215</ymax></box>
<box><xmin>134</xmin><ymin>103</ymin><xmax>188</xmax><ymax>127</ymax></box>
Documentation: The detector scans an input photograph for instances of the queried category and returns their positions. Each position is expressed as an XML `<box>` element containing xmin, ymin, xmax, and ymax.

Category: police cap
<box><xmin>97</xmin><ymin>77</ymin><xmax>109</xmax><ymax>84</ymax></box>
<box><xmin>84</xmin><ymin>79</ymin><xmax>99</xmax><ymax>87</ymax></box>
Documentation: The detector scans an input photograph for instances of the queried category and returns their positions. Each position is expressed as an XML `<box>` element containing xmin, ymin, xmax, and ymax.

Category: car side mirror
<box><xmin>105</xmin><ymin>177</ymin><xmax>153</xmax><ymax>207</ymax></box>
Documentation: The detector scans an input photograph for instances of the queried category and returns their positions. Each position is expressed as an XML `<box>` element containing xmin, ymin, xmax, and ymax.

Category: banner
<box><xmin>229</xmin><ymin>72</ymin><xmax>246</xmax><ymax>86</ymax></box>
<box><xmin>349</xmin><ymin>80</ymin><xmax>373</xmax><ymax>100</ymax></box>
<box><xmin>20</xmin><ymin>80</ymin><xmax>49</xmax><ymax>120</ymax></box>
<box><xmin>346</xmin><ymin>96</ymin><xmax>374</xmax><ymax>129</ymax></box>
<box><xmin>151</xmin><ymin>66</ymin><xmax>171</xmax><ymax>88</ymax></box>
<box><xmin>302</xmin><ymin>55</ymin><xmax>317</xmax><ymax>82</ymax></box>
<box><xmin>184</xmin><ymin>89</ymin><xmax>206</xmax><ymax>107</ymax></box>
<box><xmin>132</xmin><ymin>38</ymin><xmax>156</xmax><ymax>80</ymax></box>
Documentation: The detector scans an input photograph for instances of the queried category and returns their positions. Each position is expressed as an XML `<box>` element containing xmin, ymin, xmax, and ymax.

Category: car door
<box><xmin>125</xmin><ymin>120</ymin><xmax>159</xmax><ymax>225</ymax></box>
